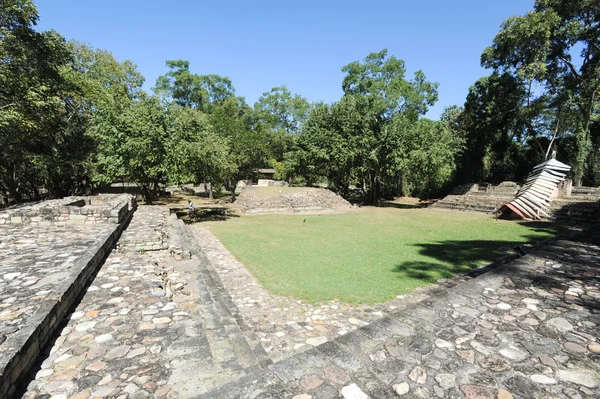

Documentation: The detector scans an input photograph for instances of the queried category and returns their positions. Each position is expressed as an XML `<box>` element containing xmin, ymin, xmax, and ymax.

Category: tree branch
<box><xmin>557</xmin><ymin>55</ymin><xmax>580</xmax><ymax>79</ymax></box>
<box><xmin>545</xmin><ymin>119</ymin><xmax>560</xmax><ymax>161</ymax></box>
<box><xmin>0</xmin><ymin>103</ymin><xmax>16</xmax><ymax>110</ymax></box>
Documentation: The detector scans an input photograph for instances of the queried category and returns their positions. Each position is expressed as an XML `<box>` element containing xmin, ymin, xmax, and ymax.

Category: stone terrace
<box><xmin>0</xmin><ymin>195</ymin><xmax>135</xmax><ymax>399</ymax></box>
<box><xmin>20</xmin><ymin>206</ymin><xmax>274</xmax><ymax>398</ymax></box>
<box><xmin>6</xmin><ymin>196</ymin><xmax>600</xmax><ymax>399</ymax></box>
<box><xmin>200</xmin><ymin>226</ymin><xmax>600</xmax><ymax>398</ymax></box>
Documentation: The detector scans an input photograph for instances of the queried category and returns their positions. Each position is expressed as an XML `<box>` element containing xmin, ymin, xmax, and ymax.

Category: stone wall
<box><xmin>0</xmin><ymin>195</ymin><xmax>136</xmax><ymax>399</ymax></box>
<box><xmin>0</xmin><ymin>194</ymin><xmax>135</xmax><ymax>226</ymax></box>
<box><xmin>571</xmin><ymin>186</ymin><xmax>600</xmax><ymax>200</ymax></box>
<box><xmin>235</xmin><ymin>187</ymin><xmax>352</xmax><ymax>215</ymax></box>
<box><xmin>433</xmin><ymin>182</ymin><xmax>600</xmax><ymax>224</ymax></box>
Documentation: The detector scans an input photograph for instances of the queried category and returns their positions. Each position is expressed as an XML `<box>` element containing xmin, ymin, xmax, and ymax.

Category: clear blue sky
<box><xmin>35</xmin><ymin>0</ymin><xmax>533</xmax><ymax>119</ymax></box>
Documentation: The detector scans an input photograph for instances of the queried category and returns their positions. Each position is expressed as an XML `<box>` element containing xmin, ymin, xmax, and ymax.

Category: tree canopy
<box><xmin>2</xmin><ymin>0</ymin><xmax>598</xmax><ymax>207</ymax></box>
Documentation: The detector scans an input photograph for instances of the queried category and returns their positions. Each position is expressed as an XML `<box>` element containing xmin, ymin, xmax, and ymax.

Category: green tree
<box><xmin>0</xmin><ymin>0</ymin><xmax>78</xmax><ymax>203</ymax></box>
<box><xmin>341</xmin><ymin>49</ymin><xmax>438</xmax><ymax>122</ymax></box>
<box><xmin>166</xmin><ymin>105</ymin><xmax>232</xmax><ymax>198</ymax></box>
<box><xmin>255</xmin><ymin>86</ymin><xmax>310</xmax><ymax>161</ymax></box>
<box><xmin>91</xmin><ymin>94</ymin><xmax>168</xmax><ymax>204</ymax></box>
<box><xmin>154</xmin><ymin>60</ymin><xmax>235</xmax><ymax>112</ymax></box>
<box><xmin>482</xmin><ymin>0</ymin><xmax>600</xmax><ymax>185</ymax></box>
<box><xmin>210</xmin><ymin>97</ymin><xmax>270</xmax><ymax>201</ymax></box>
<box><xmin>454</xmin><ymin>73</ymin><xmax>531</xmax><ymax>184</ymax></box>
<box><xmin>340</xmin><ymin>50</ymin><xmax>439</xmax><ymax>201</ymax></box>
<box><xmin>392</xmin><ymin>117</ymin><xmax>464</xmax><ymax>198</ymax></box>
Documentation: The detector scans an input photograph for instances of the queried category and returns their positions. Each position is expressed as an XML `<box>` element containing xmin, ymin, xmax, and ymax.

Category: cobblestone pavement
<box><xmin>19</xmin><ymin>206</ymin><xmax>272</xmax><ymax>398</ymax></box>
<box><xmin>117</xmin><ymin>207</ymin><xmax>169</xmax><ymax>252</ymax></box>
<box><xmin>15</xmin><ymin>202</ymin><xmax>600</xmax><ymax>399</ymax></box>
<box><xmin>200</xmin><ymin>226</ymin><xmax>600</xmax><ymax>398</ymax></box>
<box><xmin>190</xmin><ymin>226</ymin><xmax>471</xmax><ymax>363</ymax></box>
<box><xmin>0</xmin><ymin>223</ymin><xmax>113</xmax><ymax>368</ymax></box>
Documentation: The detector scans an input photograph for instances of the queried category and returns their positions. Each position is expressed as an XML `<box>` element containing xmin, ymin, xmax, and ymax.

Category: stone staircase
<box><xmin>166</xmin><ymin>218</ymin><xmax>272</xmax><ymax>394</ymax></box>
<box><xmin>429</xmin><ymin>194</ymin><xmax>507</xmax><ymax>214</ymax></box>
<box><xmin>550</xmin><ymin>199</ymin><xmax>600</xmax><ymax>225</ymax></box>
<box><xmin>431</xmin><ymin>193</ymin><xmax>600</xmax><ymax>225</ymax></box>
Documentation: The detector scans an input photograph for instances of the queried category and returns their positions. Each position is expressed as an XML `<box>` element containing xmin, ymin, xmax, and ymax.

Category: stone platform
<box><xmin>8</xmin><ymin>197</ymin><xmax>600</xmax><ymax>399</ymax></box>
<box><xmin>0</xmin><ymin>195</ymin><xmax>135</xmax><ymax>399</ymax></box>
<box><xmin>19</xmin><ymin>206</ymin><xmax>274</xmax><ymax>398</ymax></box>
<box><xmin>431</xmin><ymin>184</ymin><xmax>600</xmax><ymax>225</ymax></box>
<box><xmin>199</xmin><ymin>226</ymin><xmax>600</xmax><ymax>398</ymax></box>
<box><xmin>234</xmin><ymin>187</ymin><xmax>353</xmax><ymax>215</ymax></box>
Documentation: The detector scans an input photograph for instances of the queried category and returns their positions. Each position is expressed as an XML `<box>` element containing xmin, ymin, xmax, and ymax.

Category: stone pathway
<box><xmin>198</xmin><ymin>226</ymin><xmax>600</xmax><ymax>398</ymax></box>
<box><xmin>19</xmin><ymin>206</ymin><xmax>272</xmax><ymax>398</ymax></box>
<box><xmin>190</xmin><ymin>226</ymin><xmax>471</xmax><ymax>363</ymax></box>
<box><xmin>0</xmin><ymin>223</ymin><xmax>112</xmax><ymax>349</ymax></box>
<box><xmin>117</xmin><ymin>206</ymin><xmax>169</xmax><ymax>252</ymax></box>
<box><xmin>14</xmin><ymin>201</ymin><xmax>600</xmax><ymax>399</ymax></box>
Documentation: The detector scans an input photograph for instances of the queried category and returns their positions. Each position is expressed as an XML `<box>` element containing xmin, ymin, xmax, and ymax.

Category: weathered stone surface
<box><xmin>546</xmin><ymin>317</ymin><xmax>574</xmax><ymax>333</ymax></box>
<box><xmin>0</xmin><ymin>194</ymin><xmax>135</xmax><ymax>398</ymax></box>
<box><xmin>393</xmin><ymin>382</ymin><xmax>410</xmax><ymax>396</ymax></box>
<box><xmin>460</xmin><ymin>384</ymin><xmax>493</xmax><ymax>399</ymax></box>
<box><xmin>340</xmin><ymin>383</ymin><xmax>368</xmax><ymax>399</ymax></box>
<box><xmin>408</xmin><ymin>366</ymin><xmax>427</xmax><ymax>384</ymax></box>
<box><xmin>556</xmin><ymin>369</ymin><xmax>599</xmax><ymax>388</ymax></box>
<box><xmin>11</xmin><ymin>203</ymin><xmax>600</xmax><ymax>399</ymax></box>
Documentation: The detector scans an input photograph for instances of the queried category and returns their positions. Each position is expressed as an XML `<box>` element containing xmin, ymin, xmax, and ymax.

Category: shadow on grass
<box><xmin>376</xmin><ymin>201</ymin><xmax>427</xmax><ymax>209</ymax></box>
<box><xmin>176</xmin><ymin>209</ymin><xmax>240</xmax><ymax>224</ymax></box>
<box><xmin>393</xmin><ymin>221</ymin><xmax>565</xmax><ymax>282</ymax></box>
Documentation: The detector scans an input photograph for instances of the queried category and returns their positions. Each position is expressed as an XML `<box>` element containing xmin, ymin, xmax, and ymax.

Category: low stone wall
<box><xmin>433</xmin><ymin>186</ymin><xmax>600</xmax><ymax>224</ymax></box>
<box><xmin>430</xmin><ymin>195</ymin><xmax>507</xmax><ymax>214</ymax></box>
<box><xmin>550</xmin><ymin>199</ymin><xmax>600</xmax><ymax>224</ymax></box>
<box><xmin>0</xmin><ymin>196</ymin><xmax>136</xmax><ymax>399</ymax></box>
<box><xmin>0</xmin><ymin>194</ymin><xmax>135</xmax><ymax>226</ymax></box>
<box><xmin>235</xmin><ymin>187</ymin><xmax>352</xmax><ymax>215</ymax></box>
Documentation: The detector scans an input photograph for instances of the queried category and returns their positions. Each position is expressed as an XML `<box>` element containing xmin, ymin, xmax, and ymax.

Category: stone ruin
<box><xmin>233</xmin><ymin>186</ymin><xmax>353</xmax><ymax>215</ymax></box>
<box><xmin>2</xmin><ymin>192</ymin><xmax>600</xmax><ymax>398</ymax></box>
<box><xmin>432</xmin><ymin>180</ymin><xmax>600</xmax><ymax>224</ymax></box>
<box><xmin>0</xmin><ymin>194</ymin><xmax>136</xmax><ymax>398</ymax></box>
<box><xmin>0</xmin><ymin>194</ymin><xmax>136</xmax><ymax>226</ymax></box>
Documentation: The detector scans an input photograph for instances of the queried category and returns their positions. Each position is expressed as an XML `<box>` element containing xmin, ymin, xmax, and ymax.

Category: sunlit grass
<box><xmin>206</xmin><ymin>208</ymin><xmax>561</xmax><ymax>305</ymax></box>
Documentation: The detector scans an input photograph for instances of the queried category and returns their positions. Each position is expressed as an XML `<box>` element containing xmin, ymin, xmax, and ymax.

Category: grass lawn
<box><xmin>206</xmin><ymin>208</ymin><xmax>563</xmax><ymax>305</ymax></box>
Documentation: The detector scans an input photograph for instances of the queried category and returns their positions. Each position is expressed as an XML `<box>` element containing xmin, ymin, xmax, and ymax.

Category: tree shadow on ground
<box><xmin>392</xmin><ymin>222</ymin><xmax>566</xmax><ymax>282</ymax></box>
<box><xmin>176</xmin><ymin>209</ymin><xmax>240</xmax><ymax>224</ymax></box>
<box><xmin>375</xmin><ymin>201</ymin><xmax>428</xmax><ymax>209</ymax></box>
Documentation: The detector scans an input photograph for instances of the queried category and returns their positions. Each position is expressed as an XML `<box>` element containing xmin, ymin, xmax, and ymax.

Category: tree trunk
<box><xmin>230</xmin><ymin>182</ymin><xmax>237</xmax><ymax>202</ymax></box>
<box><xmin>6</xmin><ymin>171</ymin><xmax>21</xmax><ymax>204</ymax></box>
<box><xmin>141</xmin><ymin>184</ymin><xmax>153</xmax><ymax>205</ymax></box>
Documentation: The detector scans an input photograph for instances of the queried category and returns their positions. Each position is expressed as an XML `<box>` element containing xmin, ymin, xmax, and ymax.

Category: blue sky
<box><xmin>35</xmin><ymin>0</ymin><xmax>533</xmax><ymax>119</ymax></box>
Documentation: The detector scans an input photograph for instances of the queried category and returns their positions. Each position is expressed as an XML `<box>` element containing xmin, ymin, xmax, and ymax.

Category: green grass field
<box><xmin>206</xmin><ymin>208</ymin><xmax>562</xmax><ymax>305</ymax></box>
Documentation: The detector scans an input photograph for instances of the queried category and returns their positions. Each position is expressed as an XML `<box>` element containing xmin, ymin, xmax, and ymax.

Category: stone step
<box><xmin>174</xmin><ymin>219</ymin><xmax>272</xmax><ymax>373</ymax></box>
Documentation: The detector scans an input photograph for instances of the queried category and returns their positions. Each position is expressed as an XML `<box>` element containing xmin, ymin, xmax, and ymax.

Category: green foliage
<box><xmin>255</xmin><ymin>86</ymin><xmax>310</xmax><ymax>134</ymax></box>
<box><xmin>389</xmin><ymin>117</ymin><xmax>464</xmax><ymax>198</ymax></box>
<box><xmin>90</xmin><ymin>93</ymin><xmax>169</xmax><ymax>204</ymax></box>
<box><xmin>166</xmin><ymin>105</ymin><xmax>232</xmax><ymax>188</ymax></box>
<box><xmin>254</xmin><ymin>86</ymin><xmax>310</xmax><ymax>161</ymax></box>
<box><xmin>341</xmin><ymin>49</ymin><xmax>438</xmax><ymax>121</ymax></box>
<box><xmin>480</xmin><ymin>0</ymin><xmax>600</xmax><ymax>185</ymax></box>
<box><xmin>209</xmin><ymin>97</ymin><xmax>271</xmax><ymax>200</ymax></box>
<box><xmin>0</xmin><ymin>0</ymin><xmax>87</xmax><ymax>203</ymax></box>
<box><xmin>154</xmin><ymin>60</ymin><xmax>235</xmax><ymax>112</ymax></box>
<box><xmin>286</xmin><ymin>50</ymin><xmax>456</xmax><ymax>201</ymax></box>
